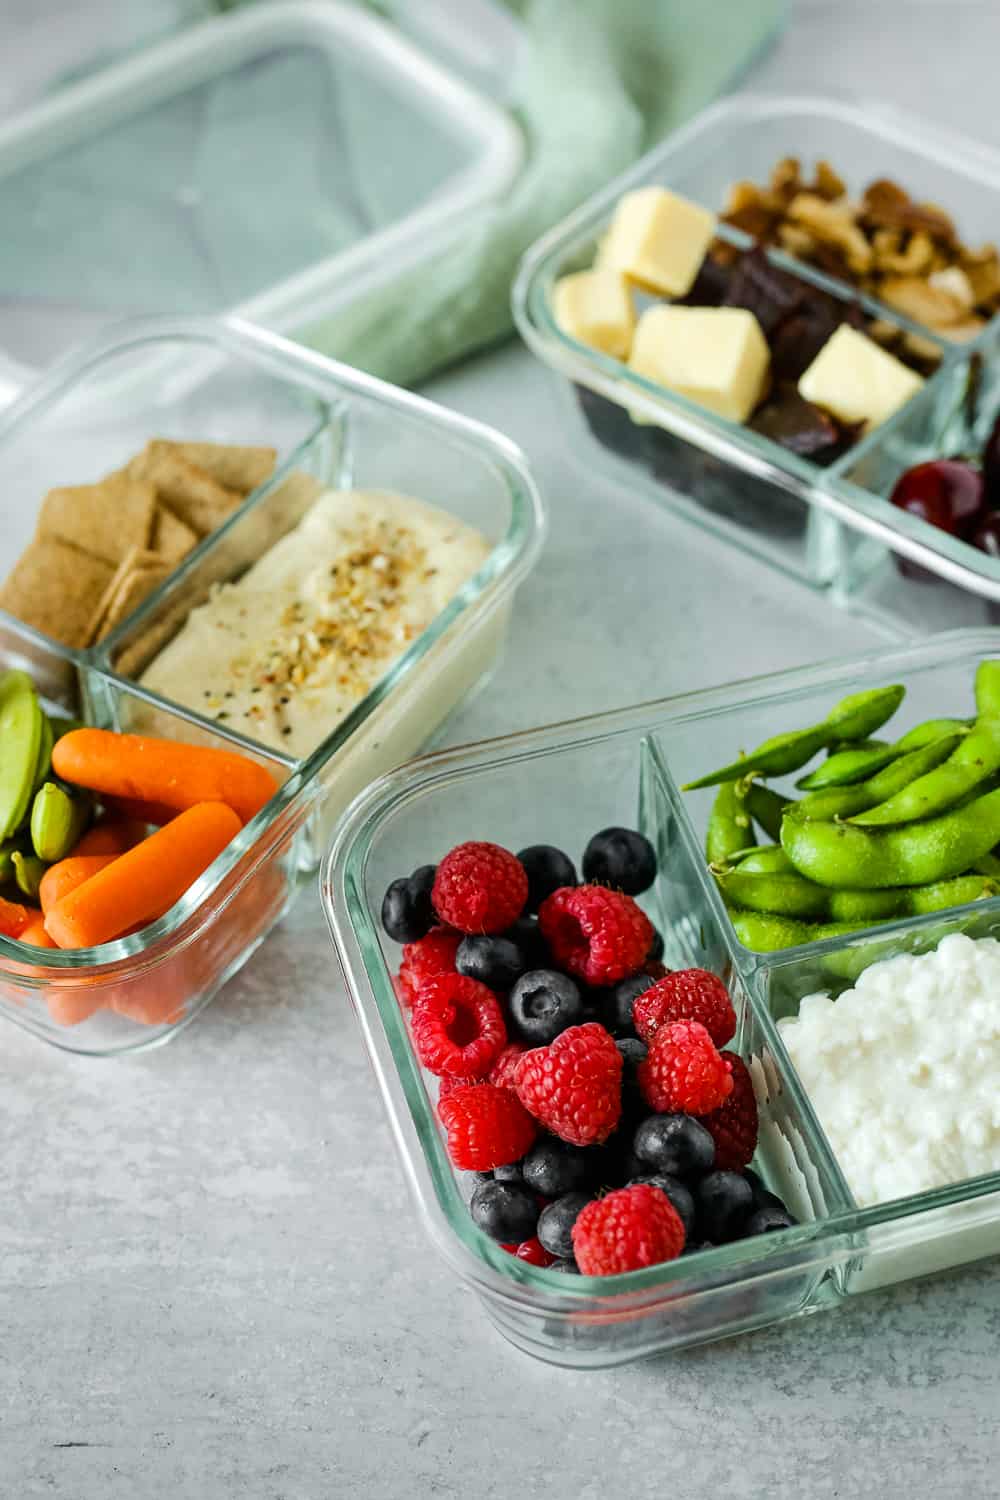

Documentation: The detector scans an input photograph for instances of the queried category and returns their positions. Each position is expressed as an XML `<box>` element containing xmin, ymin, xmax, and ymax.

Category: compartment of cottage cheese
<box><xmin>778</xmin><ymin>933</ymin><xmax>1000</xmax><ymax>1292</ymax></box>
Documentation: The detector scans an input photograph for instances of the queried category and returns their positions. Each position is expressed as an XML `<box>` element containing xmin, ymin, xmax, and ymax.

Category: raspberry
<box><xmin>439</xmin><ymin>1083</ymin><xmax>538</xmax><ymax>1170</ymax></box>
<box><xmin>514</xmin><ymin>1236</ymin><xmax>556</xmax><ymax>1267</ymax></box>
<box><xmin>411</xmin><ymin>974</ymin><xmax>506</xmax><ymax>1078</ymax></box>
<box><xmin>700</xmin><ymin>1053</ymin><xmax>758</xmax><ymax>1169</ymax></box>
<box><xmin>515</xmin><ymin>1022</ymin><xmax>622</xmax><ymax>1147</ymax></box>
<box><xmin>632</xmin><ymin>968</ymin><xmax>736</xmax><ymax>1048</ymax></box>
<box><xmin>572</xmin><ymin>1183</ymin><xmax>685</xmax><ymax>1276</ymax></box>
<box><xmin>488</xmin><ymin>1042</ymin><xmax>526</xmax><ymax>1091</ymax></box>
<box><xmin>538</xmin><ymin>885</ymin><xmax>653</xmax><ymax>987</ymax></box>
<box><xmin>397</xmin><ymin>927</ymin><xmax>461</xmax><ymax>1007</ymax></box>
<box><xmin>432</xmin><ymin>842</ymin><xmax>528</xmax><ymax>934</ymax></box>
<box><xmin>638</xmin><ymin>1020</ymin><xmax>733</xmax><ymax>1115</ymax></box>
<box><xmin>436</xmin><ymin>1074</ymin><xmax>472</xmax><ymax>1119</ymax></box>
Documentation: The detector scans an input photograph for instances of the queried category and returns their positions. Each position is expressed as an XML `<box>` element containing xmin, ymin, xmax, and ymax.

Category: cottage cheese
<box><xmin>778</xmin><ymin>934</ymin><xmax>1000</xmax><ymax>1207</ymax></box>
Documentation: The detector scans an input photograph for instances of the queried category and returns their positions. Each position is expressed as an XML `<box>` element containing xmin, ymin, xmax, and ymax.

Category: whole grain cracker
<box><xmin>127</xmin><ymin>447</ymin><xmax>244</xmax><ymax>537</ymax></box>
<box><xmin>151</xmin><ymin>504</ymin><xmax>198</xmax><ymax>565</ymax></box>
<box><xmin>36</xmin><ymin>472</ymin><xmax>157</xmax><ymax>565</ymax></box>
<box><xmin>0</xmin><ymin>537</ymin><xmax>115</xmax><ymax>648</ymax></box>
<box><xmin>139</xmin><ymin>439</ymin><xmax>276</xmax><ymax>496</ymax></box>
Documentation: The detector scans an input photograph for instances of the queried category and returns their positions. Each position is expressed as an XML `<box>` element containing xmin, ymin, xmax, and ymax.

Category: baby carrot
<box><xmin>45</xmin><ymin>801</ymin><xmax>242</xmax><ymax>949</ymax></box>
<box><xmin>0</xmin><ymin>895</ymin><xmax>32</xmax><ymax>939</ymax></box>
<box><xmin>73</xmin><ymin>818</ymin><xmax>146</xmax><ymax>857</ymax></box>
<box><xmin>53</xmin><ymin>730</ymin><xmax>278</xmax><ymax>826</ymax></box>
<box><xmin>18</xmin><ymin>914</ymin><xmax>56</xmax><ymax>949</ymax></box>
<box><xmin>39</xmin><ymin>853</ymin><xmax>119</xmax><ymax>915</ymax></box>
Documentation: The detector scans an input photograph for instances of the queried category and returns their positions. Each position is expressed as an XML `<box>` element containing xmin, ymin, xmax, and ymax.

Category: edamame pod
<box><xmin>744</xmin><ymin>783</ymin><xmax>792</xmax><ymax>842</ymax></box>
<box><xmin>826</xmin><ymin>875</ymin><xmax>996</xmax><ymax>923</ymax></box>
<box><xmin>715</xmin><ymin>869</ymin><xmax>829</xmax><ymax>919</ymax></box>
<box><xmin>12</xmin><ymin>850</ymin><xmax>45</xmax><ymax>900</ymax></box>
<box><xmin>727</xmin><ymin>846</ymin><xmax>793</xmax><ymax>875</ymax></box>
<box><xmin>792</xmin><ymin>733</ymin><xmax>963</xmax><ymax>821</ymax></box>
<box><xmin>705</xmin><ymin>780</ymin><xmax>756</xmax><ymax>865</ymax></box>
<box><xmin>729</xmin><ymin>910</ymin><xmax>869</xmax><ymax>953</ymax></box>
<box><xmin>975</xmin><ymin>659</ymin><xmax>1000</xmax><ymax>720</ymax></box>
<box><xmin>850</xmin><ymin>719</ymin><xmax>1000</xmax><ymax>827</ymax></box>
<box><xmin>782</xmin><ymin>784</ymin><xmax>1000</xmax><ymax>888</ymax></box>
<box><xmin>894</xmin><ymin>717</ymin><xmax>971</xmax><ymax>750</ymax></box>
<box><xmin>796</xmin><ymin>739</ymin><xmax>897</xmax><ymax>791</ymax></box>
<box><xmin>682</xmin><ymin>684</ymin><xmax>905</xmax><ymax>790</ymax></box>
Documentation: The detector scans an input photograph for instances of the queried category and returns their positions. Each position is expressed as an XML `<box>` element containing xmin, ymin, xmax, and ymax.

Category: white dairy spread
<box><xmin>140</xmin><ymin>488</ymin><xmax>489</xmax><ymax>758</ymax></box>
<box><xmin>778</xmin><ymin>934</ymin><xmax>1000</xmax><ymax>1207</ymax></box>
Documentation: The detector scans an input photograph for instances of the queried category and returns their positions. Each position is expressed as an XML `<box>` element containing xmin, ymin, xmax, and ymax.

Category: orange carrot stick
<box><xmin>18</xmin><ymin>915</ymin><xmax>56</xmax><ymax>949</ymax></box>
<box><xmin>39</xmin><ymin>854</ymin><xmax>119</xmax><ymax>915</ymax></box>
<box><xmin>0</xmin><ymin>895</ymin><xmax>32</xmax><ymax>939</ymax></box>
<box><xmin>45</xmin><ymin>801</ymin><xmax>242</xmax><ymax>949</ymax></box>
<box><xmin>54</xmin><ymin>730</ymin><xmax>278</xmax><ymax>826</ymax></box>
<box><xmin>74</xmin><ymin>818</ymin><xmax>146</xmax><ymax>857</ymax></box>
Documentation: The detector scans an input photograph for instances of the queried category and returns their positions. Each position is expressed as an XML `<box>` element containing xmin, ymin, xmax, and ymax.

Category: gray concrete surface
<box><xmin>4</xmin><ymin>2</ymin><xmax>1000</xmax><ymax>1495</ymax></box>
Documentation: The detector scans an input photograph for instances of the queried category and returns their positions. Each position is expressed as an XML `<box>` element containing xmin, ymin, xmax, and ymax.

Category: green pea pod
<box><xmin>850</xmin><ymin>719</ymin><xmax>1000</xmax><ymax>827</ymax></box>
<box><xmin>12</xmin><ymin>850</ymin><xmax>46</xmax><ymax>901</ymax></box>
<box><xmin>894</xmin><ymin>717</ymin><xmax>971</xmax><ymax>751</ymax></box>
<box><xmin>975</xmin><ymin>660</ymin><xmax>1000</xmax><ymax>720</ymax></box>
<box><xmin>729</xmin><ymin>910</ymin><xmax>869</xmax><ymax>953</ymax></box>
<box><xmin>715</xmin><ymin>869</ymin><xmax>829</xmax><ymax>919</ymax></box>
<box><xmin>824</xmin><ymin>877</ymin><xmax>995</xmax><ymax>922</ymax></box>
<box><xmin>792</xmin><ymin>733</ymin><xmax>963</xmax><ymax>822</ymax></box>
<box><xmin>30</xmin><ymin>782</ymin><xmax>89</xmax><ymax>863</ymax></box>
<box><xmin>682</xmin><ymin>684</ymin><xmax>904</xmax><ymax>790</ymax></box>
<box><xmin>796</xmin><ymin>739</ymin><xmax>897</xmax><ymax>791</ymax></box>
<box><xmin>0</xmin><ymin>672</ymin><xmax>43</xmax><ymax>840</ymax></box>
<box><xmin>705</xmin><ymin>780</ymin><xmax>756</xmax><ymax>865</ymax></box>
<box><xmin>782</xmin><ymin>784</ymin><xmax>1000</xmax><ymax>889</ymax></box>
<box><xmin>974</xmin><ymin>851</ymin><xmax>1000</xmax><ymax>877</ymax></box>
<box><xmin>32</xmin><ymin>714</ymin><xmax>54</xmax><ymax>795</ymax></box>
<box><xmin>744</xmin><ymin>783</ymin><xmax>793</xmax><ymax>842</ymax></box>
<box><xmin>728</xmin><ymin>846</ymin><xmax>793</xmax><ymax>875</ymax></box>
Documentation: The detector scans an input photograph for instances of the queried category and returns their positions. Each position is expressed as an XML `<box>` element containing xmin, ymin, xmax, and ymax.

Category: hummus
<box><xmin>140</xmin><ymin>488</ymin><xmax>490</xmax><ymax>758</ymax></box>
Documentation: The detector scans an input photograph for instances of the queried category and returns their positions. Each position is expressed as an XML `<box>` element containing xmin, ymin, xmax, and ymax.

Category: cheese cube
<box><xmin>798</xmin><ymin>324</ymin><xmax>924</xmax><ymax>429</ymax></box>
<box><xmin>552</xmin><ymin>268</ymin><xmax>636</xmax><ymax>359</ymax></box>
<box><xmin>600</xmin><ymin>186</ymin><xmax>716</xmax><ymax>298</ymax></box>
<box><xmin>628</xmin><ymin>305</ymin><xmax>770</xmax><ymax>424</ymax></box>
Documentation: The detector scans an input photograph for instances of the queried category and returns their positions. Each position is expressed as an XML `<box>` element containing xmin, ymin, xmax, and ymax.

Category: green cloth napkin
<box><xmin>297</xmin><ymin>0</ymin><xmax>786</xmax><ymax>384</ymax></box>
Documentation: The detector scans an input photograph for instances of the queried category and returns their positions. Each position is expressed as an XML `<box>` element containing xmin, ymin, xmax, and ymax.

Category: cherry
<box><xmin>889</xmin><ymin>458</ymin><xmax>985</xmax><ymax>538</ymax></box>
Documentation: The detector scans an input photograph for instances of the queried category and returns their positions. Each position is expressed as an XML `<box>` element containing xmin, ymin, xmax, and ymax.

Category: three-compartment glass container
<box><xmin>514</xmin><ymin>94</ymin><xmax>1000</xmax><ymax>637</ymax></box>
<box><xmin>0</xmin><ymin>315</ymin><xmax>543</xmax><ymax>1054</ymax></box>
<box><xmin>325</xmin><ymin>628</ymin><xmax>1000</xmax><ymax>1366</ymax></box>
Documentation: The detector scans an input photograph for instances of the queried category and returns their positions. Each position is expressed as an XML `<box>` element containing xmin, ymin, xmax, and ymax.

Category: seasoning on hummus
<box><xmin>139</xmin><ymin>489</ymin><xmax>490</xmax><ymax>758</ymax></box>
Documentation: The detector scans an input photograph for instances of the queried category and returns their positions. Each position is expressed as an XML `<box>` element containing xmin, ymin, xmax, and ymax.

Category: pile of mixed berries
<box><xmin>381</xmin><ymin>827</ymin><xmax>796</xmax><ymax>1277</ymax></box>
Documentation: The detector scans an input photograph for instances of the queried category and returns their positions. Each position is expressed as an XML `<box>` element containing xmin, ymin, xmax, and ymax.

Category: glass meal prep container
<box><xmin>513</xmin><ymin>94</ymin><xmax>1000</xmax><ymax>637</ymax></box>
<box><xmin>325</xmin><ymin>628</ymin><xmax>1000</xmax><ymax>1367</ymax></box>
<box><xmin>0</xmin><ymin>315</ymin><xmax>543</xmax><ymax>1056</ymax></box>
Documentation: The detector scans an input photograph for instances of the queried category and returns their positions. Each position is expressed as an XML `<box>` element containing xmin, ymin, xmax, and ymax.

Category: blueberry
<box><xmin>522</xmin><ymin>1138</ymin><xmax>592</xmax><ymax>1198</ymax></box>
<box><xmin>537</xmin><ymin>1192</ymin><xmax>591</xmax><ymax>1260</ymax></box>
<box><xmin>615</xmin><ymin>1037</ymin><xmax>649</xmax><ymax>1124</ymax></box>
<box><xmin>505</xmin><ymin>916</ymin><xmax>550</xmax><ymax>968</ymax></box>
<box><xmin>615</xmin><ymin>1037</ymin><xmax>648</xmax><ymax>1069</ymax></box>
<box><xmin>546</xmin><ymin>1258</ymin><xmax>581</xmax><ymax>1274</ymax></box>
<box><xmin>380</xmin><ymin>864</ymin><xmax>436</xmax><ymax>943</ymax></box>
<box><xmin>603</xmin><ymin>973</ymin><xmax>654</xmax><ymax>1035</ymax></box>
<box><xmin>470</xmin><ymin>1180</ymin><xmax>540</xmax><ymax>1243</ymax></box>
<box><xmin>629</xmin><ymin>1173</ymin><xmax>695</xmax><ymax>1239</ymax></box>
<box><xmin>743</xmin><ymin>1204</ymin><xmax>796</xmax><ymax>1236</ymax></box>
<box><xmin>509</xmin><ymin>969</ymin><xmax>583</xmax><ymax>1045</ymax></box>
<box><xmin>456</xmin><ymin>934</ymin><xmax>526</xmax><ymax>991</ymax></box>
<box><xmin>743</xmin><ymin>1167</ymin><xmax>788</xmax><ymax>1215</ymax></box>
<box><xmin>683</xmin><ymin>1240</ymin><xmax>715</xmax><ymax>1256</ymax></box>
<box><xmin>633</xmin><ymin>1114</ymin><xmax>715</xmax><ymax>1177</ymax></box>
<box><xmin>582</xmin><ymin>827</ymin><xmax>657</xmax><ymax>896</ymax></box>
<box><xmin>589</xmin><ymin>1135</ymin><xmax>642</xmax><ymax>1190</ymax></box>
<box><xmin>517</xmin><ymin>844</ymin><xmax>578</xmax><ymax>912</ymax></box>
<box><xmin>647</xmin><ymin>928</ymin><xmax>665</xmax><ymax>963</ymax></box>
<box><xmin>695</xmin><ymin>1170</ymin><xmax>753</xmax><ymax>1244</ymax></box>
<box><xmin>493</xmin><ymin>1161</ymin><xmax>525</xmax><ymax>1185</ymax></box>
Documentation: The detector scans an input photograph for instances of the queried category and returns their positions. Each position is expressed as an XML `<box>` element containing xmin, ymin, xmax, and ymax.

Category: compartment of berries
<box><xmin>380</xmin><ymin>828</ymin><xmax>797</xmax><ymax>1277</ymax></box>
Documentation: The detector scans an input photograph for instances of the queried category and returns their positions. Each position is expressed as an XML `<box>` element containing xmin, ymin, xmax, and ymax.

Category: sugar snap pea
<box><xmin>12</xmin><ymin>850</ymin><xmax>45</xmax><ymax>900</ymax></box>
<box><xmin>792</xmin><ymin>733</ymin><xmax>963</xmax><ymax>821</ymax></box>
<box><xmin>0</xmin><ymin>672</ymin><xmax>43</xmax><ymax>841</ymax></box>
<box><xmin>32</xmin><ymin>714</ymin><xmax>54</xmax><ymax>795</ymax></box>
<box><xmin>0</xmin><ymin>840</ymin><xmax>19</xmax><ymax>886</ymax></box>
<box><xmin>715</xmin><ymin>868</ymin><xmax>829</xmax><ymax>919</ymax></box>
<box><xmin>782</xmin><ymin>784</ymin><xmax>1000</xmax><ymax>888</ymax></box>
<box><xmin>850</xmin><ymin>718</ymin><xmax>1000</xmax><ymax>827</ymax></box>
<box><xmin>682</xmin><ymin>684</ymin><xmax>905</xmax><ymax>790</ymax></box>
<box><xmin>705</xmin><ymin>779</ymin><xmax>756</xmax><ymax>865</ymax></box>
<box><xmin>30</xmin><ymin>782</ymin><xmax>89</xmax><ymax>863</ymax></box>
